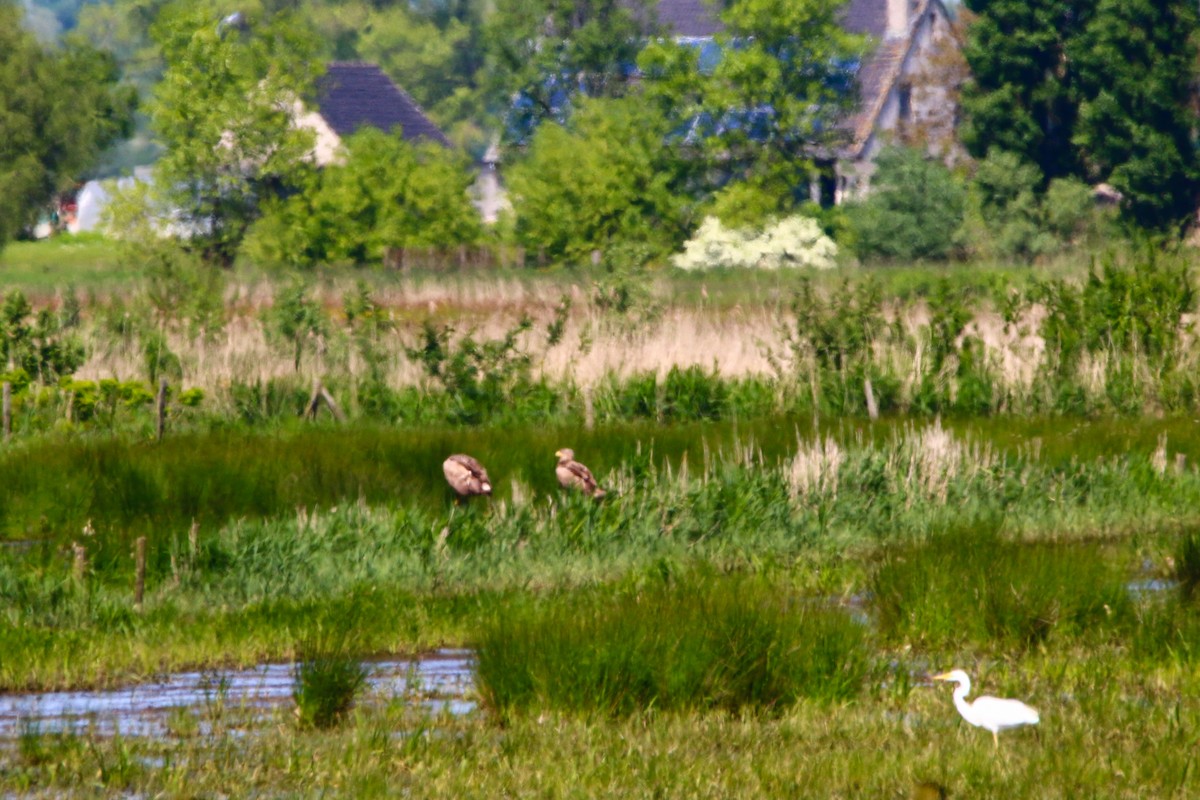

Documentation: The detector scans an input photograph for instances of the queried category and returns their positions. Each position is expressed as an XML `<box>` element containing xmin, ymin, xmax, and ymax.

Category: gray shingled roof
<box><xmin>654</xmin><ymin>0</ymin><xmax>891</xmax><ymax>38</ymax></box>
<box><xmin>316</xmin><ymin>63</ymin><xmax>450</xmax><ymax>147</ymax></box>
<box><xmin>655</xmin><ymin>0</ymin><xmax>724</xmax><ymax>37</ymax></box>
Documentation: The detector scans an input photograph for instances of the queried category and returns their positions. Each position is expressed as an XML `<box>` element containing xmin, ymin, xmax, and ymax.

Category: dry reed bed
<box><xmin>73</xmin><ymin>284</ymin><xmax>1056</xmax><ymax>398</ymax></box>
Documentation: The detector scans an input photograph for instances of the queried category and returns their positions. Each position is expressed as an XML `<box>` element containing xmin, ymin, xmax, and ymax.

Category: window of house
<box><xmin>898</xmin><ymin>84</ymin><xmax>912</xmax><ymax>124</ymax></box>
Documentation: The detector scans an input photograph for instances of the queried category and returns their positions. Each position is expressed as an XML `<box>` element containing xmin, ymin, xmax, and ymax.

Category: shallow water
<box><xmin>0</xmin><ymin>650</ymin><xmax>474</xmax><ymax>739</ymax></box>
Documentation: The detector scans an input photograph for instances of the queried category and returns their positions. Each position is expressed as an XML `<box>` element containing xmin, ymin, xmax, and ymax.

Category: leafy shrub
<box><xmin>266</xmin><ymin>282</ymin><xmax>328</xmax><ymax>371</ymax></box>
<box><xmin>404</xmin><ymin>317</ymin><xmax>539</xmax><ymax>425</ymax></box>
<box><xmin>1</xmin><ymin>290</ymin><xmax>85</xmax><ymax>385</ymax></box>
<box><xmin>1043</xmin><ymin>176</ymin><xmax>1098</xmax><ymax>242</ymax></box>
<box><xmin>672</xmin><ymin>215</ymin><xmax>837</xmax><ymax>270</ymax></box>
<box><xmin>507</xmin><ymin>97</ymin><xmax>689</xmax><ymax>264</ymax></box>
<box><xmin>845</xmin><ymin>145</ymin><xmax>966</xmax><ymax>261</ymax></box>
<box><xmin>245</xmin><ymin>128</ymin><xmax>481</xmax><ymax>267</ymax></box>
<box><xmin>962</xmin><ymin>148</ymin><xmax>1054</xmax><ymax>261</ymax></box>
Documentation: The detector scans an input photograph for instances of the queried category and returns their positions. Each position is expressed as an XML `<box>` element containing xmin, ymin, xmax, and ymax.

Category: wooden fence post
<box><xmin>305</xmin><ymin>379</ymin><xmax>345</xmax><ymax>422</ymax></box>
<box><xmin>864</xmin><ymin>377</ymin><xmax>879</xmax><ymax>421</ymax></box>
<box><xmin>72</xmin><ymin>542</ymin><xmax>87</xmax><ymax>582</ymax></box>
<box><xmin>2</xmin><ymin>381</ymin><xmax>10</xmax><ymax>440</ymax></box>
<box><xmin>156</xmin><ymin>378</ymin><xmax>168</xmax><ymax>441</ymax></box>
<box><xmin>134</xmin><ymin>536</ymin><xmax>147</xmax><ymax>610</ymax></box>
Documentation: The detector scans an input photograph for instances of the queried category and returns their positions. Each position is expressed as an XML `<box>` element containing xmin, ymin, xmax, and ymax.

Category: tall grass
<box><xmin>1</xmin><ymin>241</ymin><xmax>1197</xmax><ymax>441</ymax></box>
<box><xmin>870</xmin><ymin>525</ymin><xmax>1132</xmax><ymax>650</ymax></box>
<box><xmin>0</xmin><ymin>418</ymin><xmax>1199</xmax><ymax>687</ymax></box>
<box><xmin>476</xmin><ymin>571</ymin><xmax>873</xmax><ymax>717</ymax></box>
<box><xmin>293</xmin><ymin>626</ymin><xmax>368</xmax><ymax>729</ymax></box>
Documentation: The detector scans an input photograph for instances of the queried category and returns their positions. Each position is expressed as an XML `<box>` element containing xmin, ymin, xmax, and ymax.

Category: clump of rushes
<box><xmin>1174</xmin><ymin>528</ymin><xmax>1200</xmax><ymax>604</ymax></box>
<box><xmin>870</xmin><ymin>523</ymin><xmax>1131</xmax><ymax>650</ymax></box>
<box><xmin>293</xmin><ymin>628</ymin><xmax>368</xmax><ymax>729</ymax></box>
<box><xmin>475</xmin><ymin>569</ymin><xmax>873</xmax><ymax>719</ymax></box>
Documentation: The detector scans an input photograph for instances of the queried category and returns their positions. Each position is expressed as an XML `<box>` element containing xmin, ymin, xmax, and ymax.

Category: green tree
<box><xmin>507</xmin><ymin>97</ymin><xmax>690</xmax><ymax>263</ymax></box>
<box><xmin>147</xmin><ymin>2</ymin><xmax>321</xmax><ymax>265</ymax></box>
<box><xmin>844</xmin><ymin>146</ymin><xmax>965</xmax><ymax>262</ymax></box>
<box><xmin>962</xmin><ymin>0</ymin><xmax>1199</xmax><ymax>229</ymax></box>
<box><xmin>485</xmin><ymin>0</ymin><xmax>658</xmax><ymax>140</ymax></box>
<box><xmin>639</xmin><ymin>0</ymin><xmax>865</xmax><ymax>215</ymax></box>
<box><xmin>307</xmin><ymin>0</ymin><xmax>488</xmax><ymax>145</ymax></box>
<box><xmin>0</xmin><ymin>0</ymin><xmax>135</xmax><ymax>250</ymax></box>
<box><xmin>1069</xmin><ymin>0</ymin><xmax>1199</xmax><ymax>229</ymax></box>
<box><xmin>959</xmin><ymin>0</ymin><xmax>1090</xmax><ymax>182</ymax></box>
<box><xmin>245</xmin><ymin>128</ymin><xmax>482</xmax><ymax>267</ymax></box>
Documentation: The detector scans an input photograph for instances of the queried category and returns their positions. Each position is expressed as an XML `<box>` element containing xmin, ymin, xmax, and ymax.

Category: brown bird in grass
<box><xmin>555</xmin><ymin>448</ymin><xmax>606</xmax><ymax>499</ymax></box>
<box><xmin>443</xmin><ymin>454</ymin><xmax>492</xmax><ymax>502</ymax></box>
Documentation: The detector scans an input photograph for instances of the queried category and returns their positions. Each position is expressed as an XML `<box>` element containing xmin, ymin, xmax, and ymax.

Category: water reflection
<box><xmin>0</xmin><ymin>650</ymin><xmax>474</xmax><ymax>739</ymax></box>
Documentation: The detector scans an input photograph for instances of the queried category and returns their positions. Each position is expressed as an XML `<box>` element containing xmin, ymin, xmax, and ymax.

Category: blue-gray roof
<box><xmin>654</xmin><ymin>0</ymin><xmax>892</xmax><ymax>39</ymax></box>
<box><xmin>316</xmin><ymin>63</ymin><xmax>450</xmax><ymax>147</ymax></box>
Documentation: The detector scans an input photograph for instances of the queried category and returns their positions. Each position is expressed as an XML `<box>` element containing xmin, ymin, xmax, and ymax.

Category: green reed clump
<box><xmin>870</xmin><ymin>525</ymin><xmax>1131</xmax><ymax>650</ymax></box>
<box><xmin>476</xmin><ymin>571</ymin><xmax>873</xmax><ymax>718</ymax></box>
<box><xmin>293</xmin><ymin>627</ymin><xmax>368</xmax><ymax>729</ymax></box>
<box><xmin>1174</xmin><ymin>528</ymin><xmax>1200</xmax><ymax>604</ymax></box>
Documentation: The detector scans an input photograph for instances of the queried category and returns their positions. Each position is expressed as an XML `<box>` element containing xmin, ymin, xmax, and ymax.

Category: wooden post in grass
<box><xmin>2</xmin><ymin>381</ymin><xmax>10</xmax><ymax>440</ymax></box>
<box><xmin>72</xmin><ymin>542</ymin><xmax>87</xmax><ymax>582</ymax></box>
<box><xmin>156</xmin><ymin>378</ymin><xmax>168</xmax><ymax>441</ymax></box>
<box><xmin>305</xmin><ymin>379</ymin><xmax>345</xmax><ymax>422</ymax></box>
<box><xmin>864</xmin><ymin>378</ymin><xmax>879</xmax><ymax>421</ymax></box>
<box><xmin>134</xmin><ymin>536</ymin><xmax>147</xmax><ymax>610</ymax></box>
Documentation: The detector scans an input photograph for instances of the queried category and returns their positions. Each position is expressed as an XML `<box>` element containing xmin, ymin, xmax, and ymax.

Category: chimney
<box><xmin>886</xmin><ymin>0</ymin><xmax>909</xmax><ymax>38</ymax></box>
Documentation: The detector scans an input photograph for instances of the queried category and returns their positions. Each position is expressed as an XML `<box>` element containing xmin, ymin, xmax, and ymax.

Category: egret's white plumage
<box><xmin>932</xmin><ymin>669</ymin><xmax>1039</xmax><ymax>747</ymax></box>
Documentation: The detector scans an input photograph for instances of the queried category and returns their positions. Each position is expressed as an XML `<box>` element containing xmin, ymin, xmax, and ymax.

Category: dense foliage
<box><xmin>147</xmin><ymin>2</ymin><xmax>321</xmax><ymax>265</ymax></box>
<box><xmin>484</xmin><ymin>0</ymin><xmax>657</xmax><ymax>142</ymax></box>
<box><xmin>639</xmin><ymin>0</ymin><xmax>866</xmax><ymax>217</ymax></box>
<box><xmin>962</xmin><ymin>0</ymin><xmax>1199</xmax><ymax>229</ymax></box>
<box><xmin>246</xmin><ymin>128</ymin><xmax>482</xmax><ymax>268</ymax></box>
<box><xmin>0</xmin><ymin>0</ymin><xmax>134</xmax><ymax>249</ymax></box>
<box><xmin>844</xmin><ymin>146</ymin><xmax>965</xmax><ymax>261</ymax></box>
<box><xmin>507</xmin><ymin>98</ymin><xmax>690</xmax><ymax>262</ymax></box>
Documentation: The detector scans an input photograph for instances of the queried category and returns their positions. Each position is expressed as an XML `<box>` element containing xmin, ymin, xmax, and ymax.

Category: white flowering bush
<box><xmin>671</xmin><ymin>215</ymin><xmax>838</xmax><ymax>271</ymax></box>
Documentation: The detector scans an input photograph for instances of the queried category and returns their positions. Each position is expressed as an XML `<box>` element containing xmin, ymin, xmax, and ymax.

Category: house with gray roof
<box><xmin>296</xmin><ymin>62</ymin><xmax>451</xmax><ymax>166</ymax></box>
<box><xmin>656</xmin><ymin>0</ymin><xmax>963</xmax><ymax>203</ymax></box>
<box><xmin>296</xmin><ymin>62</ymin><xmax>507</xmax><ymax>221</ymax></box>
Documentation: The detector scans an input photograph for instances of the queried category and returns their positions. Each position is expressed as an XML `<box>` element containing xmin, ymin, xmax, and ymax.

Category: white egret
<box><xmin>931</xmin><ymin>669</ymin><xmax>1039</xmax><ymax>748</ymax></box>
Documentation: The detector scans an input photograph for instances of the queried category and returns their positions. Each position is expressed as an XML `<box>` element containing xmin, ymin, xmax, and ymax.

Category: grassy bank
<box><xmin>1</xmin><ymin>417</ymin><xmax>1198</xmax><ymax>689</ymax></box>
<box><xmin>0</xmin><ymin>241</ymin><xmax>1196</xmax><ymax>442</ymax></box>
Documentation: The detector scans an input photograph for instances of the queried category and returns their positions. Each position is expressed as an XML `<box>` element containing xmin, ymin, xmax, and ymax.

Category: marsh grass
<box><xmin>2</xmin><ymin>241</ymin><xmax>1196</xmax><ymax>442</ymax></box>
<box><xmin>477</xmin><ymin>570</ymin><xmax>874</xmax><ymax>717</ymax></box>
<box><xmin>1</xmin><ymin>418</ymin><xmax>1200</xmax><ymax>689</ymax></box>
<box><xmin>7</xmin><ymin>645</ymin><xmax>1199</xmax><ymax>798</ymax></box>
<box><xmin>1174</xmin><ymin>527</ymin><xmax>1200</xmax><ymax>603</ymax></box>
<box><xmin>870</xmin><ymin>526</ymin><xmax>1132</xmax><ymax>650</ymax></box>
<box><xmin>293</xmin><ymin>642</ymin><xmax>368</xmax><ymax>730</ymax></box>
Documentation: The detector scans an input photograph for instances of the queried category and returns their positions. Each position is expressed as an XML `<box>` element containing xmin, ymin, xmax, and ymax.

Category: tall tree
<box><xmin>484</xmin><ymin>0</ymin><xmax>659</xmax><ymax>141</ymax></box>
<box><xmin>1069</xmin><ymin>0</ymin><xmax>1199</xmax><ymax>229</ymax></box>
<box><xmin>0</xmin><ymin>0</ymin><xmax>135</xmax><ymax>250</ymax></box>
<box><xmin>638</xmin><ymin>0</ymin><xmax>866</xmax><ymax>215</ymax></box>
<box><xmin>962</xmin><ymin>0</ymin><xmax>1199</xmax><ymax>229</ymax></box>
<box><xmin>959</xmin><ymin>0</ymin><xmax>1093</xmax><ymax>182</ymax></box>
<box><xmin>245</xmin><ymin>128</ymin><xmax>482</xmax><ymax>268</ymax></box>
<box><xmin>507</xmin><ymin>97</ymin><xmax>691</xmax><ymax>262</ymax></box>
<box><xmin>147</xmin><ymin>2</ymin><xmax>321</xmax><ymax>265</ymax></box>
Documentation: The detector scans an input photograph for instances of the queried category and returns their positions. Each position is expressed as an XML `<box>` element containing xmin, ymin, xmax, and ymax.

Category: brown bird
<box><xmin>555</xmin><ymin>448</ymin><xmax>606</xmax><ymax>499</ymax></box>
<box><xmin>443</xmin><ymin>454</ymin><xmax>492</xmax><ymax>501</ymax></box>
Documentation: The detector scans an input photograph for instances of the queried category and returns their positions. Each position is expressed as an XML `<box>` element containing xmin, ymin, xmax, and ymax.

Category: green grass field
<box><xmin>1</xmin><ymin>238</ymin><xmax>1199</xmax><ymax>796</ymax></box>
